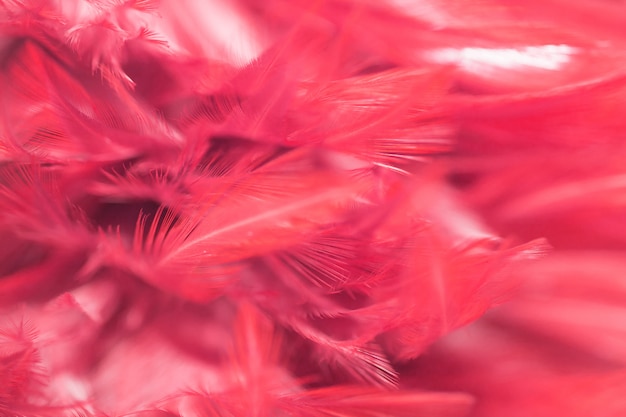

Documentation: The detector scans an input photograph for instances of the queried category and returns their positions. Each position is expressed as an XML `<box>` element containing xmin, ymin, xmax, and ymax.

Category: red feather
<box><xmin>2</xmin><ymin>0</ymin><xmax>626</xmax><ymax>416</ymax></box>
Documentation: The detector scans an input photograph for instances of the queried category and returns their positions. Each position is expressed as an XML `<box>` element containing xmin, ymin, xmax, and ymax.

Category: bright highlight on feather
<box><xmin>428</xmin><ymin>44</ymin><xmax>577</xmax><ymax>72</ymax></box>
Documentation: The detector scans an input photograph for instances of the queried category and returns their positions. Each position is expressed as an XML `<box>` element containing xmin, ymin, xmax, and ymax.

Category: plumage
<box><xmin>1</xmin><ymin>0</ymin><xmax>625</xmax><ymax>416</ymax></box>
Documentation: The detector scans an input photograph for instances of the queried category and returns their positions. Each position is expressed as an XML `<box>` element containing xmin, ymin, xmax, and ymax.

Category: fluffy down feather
<box><xmin>0</xmin><ymin>0</ymin><xmax>624</xmax><ymax>416</ymax></box>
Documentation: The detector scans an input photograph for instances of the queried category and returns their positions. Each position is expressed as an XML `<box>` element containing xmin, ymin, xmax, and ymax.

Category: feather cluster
<box><xmin>0</xmin><ymin>0</ymin><xmax>625</xmax><ymax>416</ymax></box>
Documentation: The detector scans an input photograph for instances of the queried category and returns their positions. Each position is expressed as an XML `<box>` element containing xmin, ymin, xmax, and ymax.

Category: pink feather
<box><xmin>1</xmin><ymin>0</ymin><xmax>626</xmax><ymax>416</ymax></box>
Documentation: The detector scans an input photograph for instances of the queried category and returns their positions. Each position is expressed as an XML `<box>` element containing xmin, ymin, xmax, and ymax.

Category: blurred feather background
<box><xmin>0</xmin><ymin>0</ymin><xmax>625</xmax><ymax>416</ymax></box>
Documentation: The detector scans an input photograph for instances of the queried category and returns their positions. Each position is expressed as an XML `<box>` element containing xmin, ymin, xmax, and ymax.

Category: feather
<box><xmin>97</xmin><ymin>167</ymin><xmax>370</xmax><ymax>302</ymax></box>
<box><xmin>285</xmin><ymin>317</ymin><xmax>399</xmax><ymax>388</ymax></box>
<box><xmin>0</xmin><ymin>39</ymin><xmax>180</xmax><ymax>163</ymax></box>
<box><xmin>288</xmin><ymin>67</ymin><xmax>453</xmax><ymax>164</ymax></box>
<box><xmin>490</xmin><ymin>252</ymin><xmax>626</xmax><ymax>364</ymax></box>
<box><xmin>154</xmin><ymin>0</ymin><xmax>267</xmax><ymax>63</ymax></box>
<box><xmin>0</xmin><ymin>319</ymin><xmax>45</xmax><ymax>407</ymax></box>
<box><xmin>3</xmin><ymin>1</ymin><xmax>624</xmax><ymax>416</ymax></box>
<box><xmin>408</xmin><ymin>321</ymin><xmax>626</xmax><ymax>417</ymax></box>
<box><xmin>124</xmin><ymin>0</ymin><xmax>161</xmax><ymax>12</ymax></box>
<box><xmin>450</xmin><ymin>74</ymin><xmax>626</xmax><ymax>248</ymax></box>
<box><xmin>276</xmin><ymin>386</ymin><xmax>474</xmax><ymax>417</ymax></box>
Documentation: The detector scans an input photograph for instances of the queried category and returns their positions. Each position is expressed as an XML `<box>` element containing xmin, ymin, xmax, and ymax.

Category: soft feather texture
<box><xmin>0</xmin><ymin>0</ymin><xmax>625</xmax><ymax>416</ymax></box>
